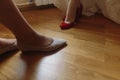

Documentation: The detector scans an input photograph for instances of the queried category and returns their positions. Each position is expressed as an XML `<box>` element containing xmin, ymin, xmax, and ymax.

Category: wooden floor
<box><xmin>0</xmin><ymin>7</ymin><xmax>120</xmax><ymax>80</ymax></box>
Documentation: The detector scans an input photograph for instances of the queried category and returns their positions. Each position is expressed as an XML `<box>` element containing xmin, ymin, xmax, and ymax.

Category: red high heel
<box><xmin>60</xmin><ymin>22</ymin><xmax>75</xmax><ymax>29</ymax></box>
<box><xmin>60</xmin><ymin>4</ymin><xmax>83</xmax><ymax>29</ymax></box>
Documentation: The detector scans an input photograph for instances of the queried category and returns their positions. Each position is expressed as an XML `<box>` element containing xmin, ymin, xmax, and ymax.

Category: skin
<box><xmin>0</xmin><ymin>0</ymin><xmax>53</xmax><ymax>48</ymax></box>
<box><xmin>65</xmin><ymin>0</ymin><xmax>81</xmax><ymax>23</ymax></box>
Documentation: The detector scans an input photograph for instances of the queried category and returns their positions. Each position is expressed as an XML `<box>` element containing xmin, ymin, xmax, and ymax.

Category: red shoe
<box><xmin>60</xmin><ymin>22</ymin><xmax>75</xmax><ymax>29</ymax></box>
<box><xmin>60</xmin><ymin>4</ymin><xmax>83</xmax><ymax>30</ymax></box>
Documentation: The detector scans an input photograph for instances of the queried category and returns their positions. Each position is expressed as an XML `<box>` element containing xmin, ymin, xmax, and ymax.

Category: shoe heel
<box><xmin>75</xmin><ymin>4</ymin><xmax>83</xmax><ymax>22</ymax></box>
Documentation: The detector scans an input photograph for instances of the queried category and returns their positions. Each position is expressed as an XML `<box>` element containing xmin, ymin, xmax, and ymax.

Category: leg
<box><xmin>60</xmin><ymin>0</ymin><xmax>82</xmax><ymax>29</ymax></box>
<box><xmin>66</xmin><ymin>0</ymin><xmax>82</xmax><ymax>22</ymax></box>
<box><xmin>0</xmin><ymin>0</ymin><xmax>51</xmax><ymax>46</ymax></box>
<box><xmin>0</xmin><ymin>0</ymin><xmax>66</xmax><ymax>52</ymax></box>
<box><xmin>65</xmin><ymin>0</ymin><xmax>78</xmax><ymax>23</ymax></box>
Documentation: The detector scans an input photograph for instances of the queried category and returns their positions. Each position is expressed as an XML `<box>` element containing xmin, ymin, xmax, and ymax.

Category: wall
<box><xmin>14</xmin><ymin>0</ymin><xmax>28</xmax><ymax>4</ymax></box>
<box><xmin>14</xmin><ymin>0</ymin><xmax>53</xmax><ymax>11</ymax></box>
<box><xmin>14</xmin><ymin>0</ymin><xmax>52</xmax><ymax>5</ymax></box>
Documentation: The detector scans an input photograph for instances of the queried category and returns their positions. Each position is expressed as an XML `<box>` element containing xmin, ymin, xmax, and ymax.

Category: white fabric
<box><xmin>53</xmin><ymin>0</ymin><xmax>120</xmax><ymax>24</ymax></box>
<box><xmin>52</xmin><ymin>0</ymin><xmax>69</xmax><ymax>14</ymax></box>
<box><xmin>35</xmin><ymin>0</ymin><xmax>52</xmax><ymax>6</ymax></box>
<box><xmin>96</xmin><ymin>0</ymin><xmax>120</xmax><ymax>24</ymax></box>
